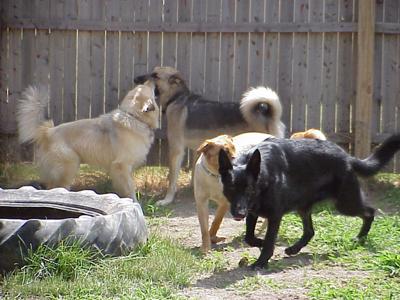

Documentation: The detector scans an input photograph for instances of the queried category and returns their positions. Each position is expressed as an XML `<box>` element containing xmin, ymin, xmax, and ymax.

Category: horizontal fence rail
<box><xmin>0</xmin><ymin>0</ymin><xmax>399</xmax><ymax>171</ymax></box>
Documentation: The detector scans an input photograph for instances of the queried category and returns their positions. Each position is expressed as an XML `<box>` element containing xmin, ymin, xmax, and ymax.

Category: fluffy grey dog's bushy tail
<box><xmin>17</xmin><ymin>85</ymin><xmax>52</xmax><ymax>144</ymax></box>
<box><xmin>352</xmin><ymin>134</ymin><xmax>400</xmax><ymax>176</ymax></box>
<box><xmin>240</xmin><ymin>86</ymin><xmax>286</xmax><ymax>138</ymax></box>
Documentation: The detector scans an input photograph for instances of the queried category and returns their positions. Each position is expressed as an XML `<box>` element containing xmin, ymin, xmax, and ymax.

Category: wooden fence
<box><xmin>0</xmin><ymin>0</ymin><xmax>400</xmax><ymax>170</ymax></box>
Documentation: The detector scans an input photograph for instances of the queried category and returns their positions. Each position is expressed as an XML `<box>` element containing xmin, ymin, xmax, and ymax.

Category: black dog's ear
<box><xmin>134</xmin><ymin>74</ymin><xmax>149</xmax><ymax>84</ymax></box>
<box><xmin>246</xmin><ymin>149</ymin><xmax>261</xmax><ymax>181</ymax></box>
<box><xmin>218</xmin><ymin>149</ymin><xmax>233</xmax><ymax>175</ymax></box>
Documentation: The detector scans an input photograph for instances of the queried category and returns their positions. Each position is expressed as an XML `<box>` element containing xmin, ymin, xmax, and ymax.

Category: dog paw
<box><xmin>210</xmin><ymin>236</ymin><xmax>226</xmax><ymax>244</ymax></box>
<box><xmin>284</xmin><ymin>246</ymin><xmax>300</xmax><ymax>256</ymax></box>
<box><xmin>250</xmin><ymin>260</ymin><xmax>267</xmax><ymax>271</ymax></box>
<box><xmin>156</xmin><ymin>198</ymin><xmax>173</xmax><ymax>206</ymax></box>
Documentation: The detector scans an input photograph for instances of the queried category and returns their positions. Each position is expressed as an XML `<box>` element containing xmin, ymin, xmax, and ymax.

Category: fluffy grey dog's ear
<box><xmin>218</xmin><ymin>149</ymin><xmax>233</xmax><ymax>175</ymax></box>
<box><xmin>246</xmin><ymin>149</ymin><xmax>261</xmax><ymax>181</ymax></box>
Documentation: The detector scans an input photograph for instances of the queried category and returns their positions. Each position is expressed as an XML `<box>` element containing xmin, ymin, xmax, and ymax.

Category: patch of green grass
<box><xmin>21</xmin><ymin>241</ymin><xmax>100</xmax><ymax>281</ymax></box>
<box><xmin>231</xmin><ymin>275</ymin><xmax>288</xmax><ymax>295</ymax></box>
<box><xmin>307</xmin><ymin>274</ymin><xmax>400</xmax><ymax>300</ymax></box>
<box><xmin>2</xmin><ymin>234</ymin><xmax>201</xmax><ymax>299</ymax></box>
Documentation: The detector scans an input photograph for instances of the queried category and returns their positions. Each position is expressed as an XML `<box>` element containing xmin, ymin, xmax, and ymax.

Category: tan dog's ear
<box><xmin>197</xmin><ymin>140</ymin><xmax>212</xmax><ymax>155</ymax></box>
<box><xmin>225</xmin><ymin>142</ymin><xmax>236</xmax><ymax>159</ymax></box>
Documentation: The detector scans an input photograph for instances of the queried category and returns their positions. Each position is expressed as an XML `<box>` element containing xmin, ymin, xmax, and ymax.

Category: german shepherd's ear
<box><xmin>218</xmin><ymin>149</ymin><xmax>233</xmax><ymax>175</ymax></box>
<box><xmin>246</xmin><ymin>149</ymin><xmax>261</xmax><ymax>181</ymax></box>
<box><xmin>168</xmin><ymin>73</ymin><xmax>183</xmax><ymax>85</ymax></box>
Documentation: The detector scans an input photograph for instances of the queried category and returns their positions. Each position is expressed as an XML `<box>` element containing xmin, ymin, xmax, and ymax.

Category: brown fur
<box><xmin>290</xmin><ymin>129</ymin><xmax>327</xmax><ymax>140</ymax></box>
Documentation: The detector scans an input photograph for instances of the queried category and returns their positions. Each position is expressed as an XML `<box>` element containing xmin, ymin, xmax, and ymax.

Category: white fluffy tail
<box><xmin>17</xmin><ymin>85</ymin><xmax>50</xmax><ymax>144</ymax></box>
<box><xmin>240</xmin><ymin>86</ymin><xmax>285</xmax><ymax>138</ymax></box>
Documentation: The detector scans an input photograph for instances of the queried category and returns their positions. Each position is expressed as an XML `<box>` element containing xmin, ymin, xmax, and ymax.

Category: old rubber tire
<box><xmin>0</xmin><ymin>186</ymin><xmax>148</xmax><ymax>273</ymax></box>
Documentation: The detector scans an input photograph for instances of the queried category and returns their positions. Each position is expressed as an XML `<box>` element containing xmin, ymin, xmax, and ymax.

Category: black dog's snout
<box><xmin>134</xmin><ymin>75</ymin><xmax>149</xmax><ymax>84</ymax></box>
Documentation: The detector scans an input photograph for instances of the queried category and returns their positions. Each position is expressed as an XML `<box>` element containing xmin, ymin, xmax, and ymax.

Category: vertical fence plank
<box><xmin>373</xmin><ymin>0</ymin><xmax>384</xmax><ymax>138</ymax></box>
<box><xmin>190</xmin><ymin>0</ymin><xmax>206</xmax><ymax>94</ymax></box>
<box><xmin>21</xmin><ymin>1</ymin><xmax>35</xmax><ymax>91</ymax></box>
<box><xmin>291</xmin><ymin>0</ymin><xmax>308</xmax><ymax>133</ymax></box>
<box><xmin>105</xmin><ymin>0</ymin><xmax>120</xmax><ymax>111</ymax></box>
<box><xmin>49</xmin><ymin>0</ymin><xmax>65</xmax><ymax>125</ymax></box>
<box><xmin>163</xmin><ymin>0</ymin><xmax>177</xmax><ymax>67</ymax></box>
<box><xmin>133</xmin><ymin>0</ymin><xmax>149</xmax><ymax>79</ymax></box>
<box><xmin>148</xmin><ymin>0</ymin><xmax>162</xmax><ymax>71</ymax></box>
<box><xmin>77</xmin><ymin>0</ymin><xmax>91</xmax><ymax>119</ymax></box>
<box><xmin>233</xmin><ymin>0</ymin><xmax>250</xmax><ymax>101</ymax></box>
<box><xmin>120</xmin><ymin>1</ymin><xmax>135</xmax><ymax>100</ymax></box>
<box><xmin>204</xmin><ymin>0</ymin><xmax>220</xmax><ymax>100</ymax></box>
<box><xmin>90</xmin><ymin>0</ymin><xmax>105</xmax><ymax>117</ymax></box>
<box><xmin>177</xmin><ymin>0</ymin><xmax>191</xmax><ymax>84</ymax></box>
<box><xmin>381</xmin><ymin>0</ymin><xmax>398</xmax><ymax>170</ymax></box>
<box><xmin>249</xmin><ymin>1</ymin><xmax>266</xmax><ymax>86</ymax></box>
<box><xmin>248</xmin><ymin>0</ymin><xmax>265</xmax><ymax>88</ymax></box>
<box><xmin>219</xmin><ymin>0</ymin><xmax>234</xmax><ymax>102</ymax></box>
<box><xmin>34</xmin><ymin>0</ymin><xmax>50</xmax><ymax>100</ymax></box>
<box><xmin>336</xmin><ymin>0</ymin><xmax>354</xmax><ymax>144</ymax></box>
<box><xmin>147</xmin><ymin>0</ymin><xmax>163</xmax><ymax>166</ymax></box>
<box><xmin>264</xmin><ymin>0</ymin><xmax>279</xmax><ymax>91</ymax></box>
<box><xmin>63</xmin><ymin>0</ymin><xmax>77</xmax><ymax>122</ymax></box>
<box><xmin>0</xmin><ymin>22</ymin><xmax>8</xmax><ymax>135</ymax></box>
<box><xmin>306</xmin><ymin>0</ymin><xmax>323</xmax><ymax>131</ymax></box>
<box><xmin>278</xmin><ymin>0</ymin><xmax>294</xmax><ymax>129</ymax></box>
<box><xmin>321</xmin><ymin>0</ymin><xmax>338</xmax><ymax>135</ymax></box>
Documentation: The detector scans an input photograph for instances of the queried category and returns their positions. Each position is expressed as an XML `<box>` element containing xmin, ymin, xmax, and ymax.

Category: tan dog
<box><xmin>194</xmin><ymin>133</ymin><xmax>273</xmax><ymax>253</ymax></box>
<box><xmin>290</xmin><ymin>129</ymin><xmax>327</xmax><ymax>140</ymax></box>
<box><xmin>135</xmin><ymin>66</ymin><xmax>285</xmax><ymax>206</ymax></box>
<box><xmin>17</xmin><ymin>81</ymin><xmax>159</xmax><ymax>200</ymax></box>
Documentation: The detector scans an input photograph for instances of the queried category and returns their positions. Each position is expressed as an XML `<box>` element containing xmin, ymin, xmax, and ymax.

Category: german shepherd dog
<box><xmin>134</xmin><ymin>66</ymin><xmax>285</xmax><ymax>206</ymax></box>
<box><xmin>218</xmin><ymin>135</ymin><xmax>400</xmax><ymax>269</ymax></box>
<box><xmin>17</xmin><ymin>81</ymin><xmax>159</xmax><ymax>200</ymax></box>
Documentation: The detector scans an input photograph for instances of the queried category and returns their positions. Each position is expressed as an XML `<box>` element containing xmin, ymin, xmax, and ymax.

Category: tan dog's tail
<box><xmin>240</xmin><ymin>86</ymin><xmax>285</xmax><ymax>138</ymax></box>
<box><xmin>17</xmin><ymin>85</ymin><xmax>53</xmax><ymax>144</ymax></box>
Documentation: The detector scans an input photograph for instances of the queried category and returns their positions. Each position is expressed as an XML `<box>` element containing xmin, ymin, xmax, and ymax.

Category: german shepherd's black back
<box><xmin>218</xmin><ymin>134</ymin><xmax>400</xmax><ymax>270</ymax></box>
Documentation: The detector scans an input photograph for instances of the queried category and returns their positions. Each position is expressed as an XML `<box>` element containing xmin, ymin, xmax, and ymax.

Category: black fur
<box><xmin>218</xmin><ymin>134</ymin><xmax>400</xmax><ymax>270</ymax></box>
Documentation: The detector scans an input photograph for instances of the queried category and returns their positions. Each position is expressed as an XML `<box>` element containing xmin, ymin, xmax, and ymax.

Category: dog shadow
<box><xmin>191</xmin><ymin>251</ymin><xmax>325</xmax><ymax>289</ymax></box>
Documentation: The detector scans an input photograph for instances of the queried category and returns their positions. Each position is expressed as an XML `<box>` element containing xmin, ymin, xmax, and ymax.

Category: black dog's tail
<box><xmin>352</xmin><ymin>134</ymin><xmax>400</xmax><ymax>177</ymax></box>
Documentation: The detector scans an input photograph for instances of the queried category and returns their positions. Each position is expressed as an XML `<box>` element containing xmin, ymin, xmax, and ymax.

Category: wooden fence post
<box><xmin>355</xmin><ymin>0</ymin><xmax>375</xmax><ymax>158</ymax></box>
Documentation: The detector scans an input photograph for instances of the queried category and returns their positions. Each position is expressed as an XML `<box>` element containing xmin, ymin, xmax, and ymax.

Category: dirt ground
<box><xmin>149</xmin><ymin>191</ymin><xmax>371</xmax><ymax>300</ymax></box>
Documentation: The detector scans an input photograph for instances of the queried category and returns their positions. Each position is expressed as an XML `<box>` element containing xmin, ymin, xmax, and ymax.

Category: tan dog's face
<box><xmin>197</xmin><ymin>135</ymin><xmax>236</xmax><ymax>173</ymax></box>
<box><xmin>134</xmin><ymin>66</ymin><xmax>186</xmax><ymax>108</ymax></box>
<box><xmin>120</xmin><ymin>81</ymin><xmax>160</xmax><ymax>129</ymax></box>
<box><xmin>290</xmin><ymin>129</ymin><xmax>327</xmax><ymax>140</ymax></box>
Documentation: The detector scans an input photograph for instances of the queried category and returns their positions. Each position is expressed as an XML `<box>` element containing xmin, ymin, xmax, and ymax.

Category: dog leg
<box><xmin>110</xmin><ymin>162</ymin><xmax>136</xmax><ymax>200</ymax></box>
<box><xmin>336</xmin><ymin>176</ymin><xmax>375</xmax><ymax>242</ymax></box>
<box><xmin>209</xmin><ymin>201</ymin><xmax>229</xmax><ymax>244</ymax></box>
<box><xmin>244</xmin><ymin>213</ymin><xmax>263</xmax><ymax>247</ymax></box>
<box><xmin>285</xmin><ymin>210</ymin><xmax>314</xmax><ymax>255</ymax></box>
<box><xmin>252</xmin><ymin>216</ymin><xmax>282</xmax><ymax>270</ymax></box>
<box><xmin>195</xmin><ymin>198</ymin><xmax>211</xmax><ymax>253</ymax></box>
<box><xmin>157</xmin><ymin>145</ymin><xmax>185</xmax><ymax>206</ymax></box>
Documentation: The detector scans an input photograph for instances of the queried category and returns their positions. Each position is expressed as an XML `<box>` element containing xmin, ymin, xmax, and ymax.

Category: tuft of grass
<box><xmin>307</xmin><ymin>275</ymin><xmax>400</xmax><ymax>300</ymax></box>
<box><xmin>232</xmin><ymin>275</ymin><xmax>288</xmax><ymax>295</ymax></box>
<box><xmin>2</xmin><ymin>234</ymin><xmax>201</xmax><ymax>299</ymax></box>
<box><xmin>376</xmin><ymin>251</ymin><xmax>400</xmax><ymax>277</ymax></box>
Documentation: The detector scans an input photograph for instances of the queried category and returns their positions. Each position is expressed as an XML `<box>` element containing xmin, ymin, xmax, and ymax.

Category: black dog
<box><xmin>218</xmin><ymin>135</ymin><xmax>400</xmax><ymax>269</ymax></box>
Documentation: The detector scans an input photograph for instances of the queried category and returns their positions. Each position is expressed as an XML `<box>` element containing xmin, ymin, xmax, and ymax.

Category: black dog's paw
<box><xmin>353</xmin><ymin>236</ymin><xmax>367</xmax><ymax>245</ymax></box>
<box><xmin>250</xmin><ymin>260</ymin><xmax>267</xmax><ymax>271</ymax></box>
<box><xmin>245</xmin><ymin>237</ymin><xmax>263</xmax><ymax>248</ymax></box>
<box><xmin>284</xmin><ymin>245</ymin><xmax>301</xmax><ymax>256</ymax></box>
